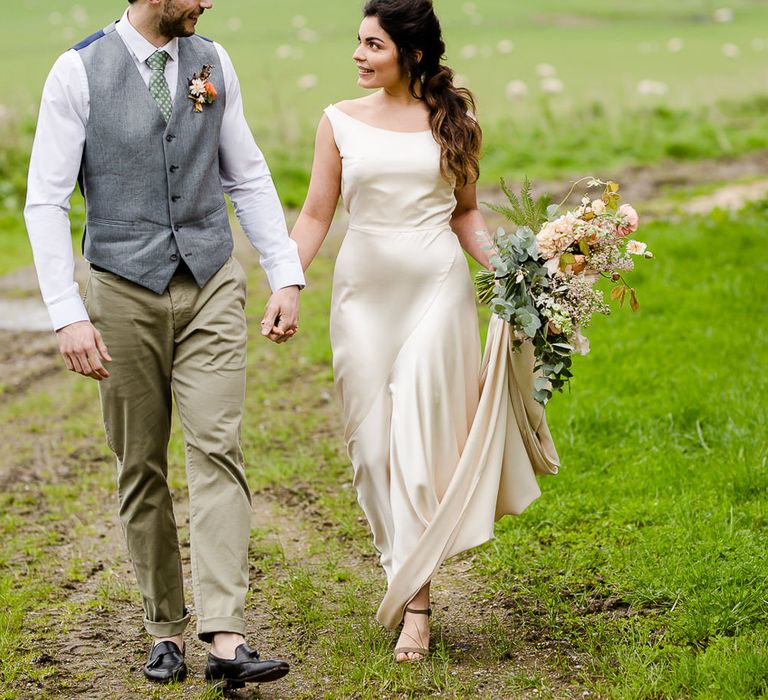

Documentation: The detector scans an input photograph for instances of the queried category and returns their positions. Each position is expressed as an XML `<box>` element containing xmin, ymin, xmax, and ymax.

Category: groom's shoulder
<box><xmin>184</xmin><ymin>32</ymin><xmax>222</xmax><ymax>56</ymax></box>
<box><xmin>71</xmin><ymin>21</ymin><xmax>118</xmax><ymax>52</ymax></box>
<box><xmin>192</xmin><ymin>33</ymin><xmax>215</xmax><ymax>44</ymax></box>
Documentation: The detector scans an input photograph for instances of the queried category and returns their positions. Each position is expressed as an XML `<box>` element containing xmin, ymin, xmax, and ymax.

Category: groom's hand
<box><xmin>261</xmin><ymin>286</ymin><xmax>301</xmax><ymax>344</ymax></box>
<box><xmin>56</xmin><ymin>321</ymin><xmax>112</xmax><ymax>380</ymax></box>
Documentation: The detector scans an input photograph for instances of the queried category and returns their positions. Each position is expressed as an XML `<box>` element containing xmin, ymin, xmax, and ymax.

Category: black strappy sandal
<box><xmin>394</xmin><ymin>606</ymin><xmax>432</xmax><ymax>661</ymax></box>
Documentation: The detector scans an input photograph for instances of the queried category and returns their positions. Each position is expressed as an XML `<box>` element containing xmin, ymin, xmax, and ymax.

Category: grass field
<box><xmin>3</xmin><ymin>0</ymin><xmax>768</xmax><ymax>271</ymax></box>
<box><xmin>1</xmin><ymin>199</ymin><xmax>767</xmax><ymax>698</ymax></box>
<box><xmin>2</xmin><ymin>1</ymin><xmax>768</xmax><ymax>698</ymax></box>
<box><xmin>9</xmin><ymin>0</ymin><xmax>768</xmax><ymax>122</ymax></box>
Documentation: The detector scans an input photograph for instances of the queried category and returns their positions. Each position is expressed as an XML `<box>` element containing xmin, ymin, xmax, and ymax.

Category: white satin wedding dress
<box><xmin>325</xmin><ymin>104</ymin><xmax>560</xmax><ymax>629</ymax></box>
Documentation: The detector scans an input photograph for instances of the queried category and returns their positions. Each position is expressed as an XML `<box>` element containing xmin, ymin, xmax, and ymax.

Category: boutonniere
<box><xmin>187</xmin><ymin>64</ymin><xmax>218</xmax><ymax>113</ymax></box>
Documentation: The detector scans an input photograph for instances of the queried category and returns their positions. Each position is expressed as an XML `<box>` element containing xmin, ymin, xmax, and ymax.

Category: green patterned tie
<box><xmin>147</xmin><ymin>50</ymin><xmax>172</xmax><ymax>122</ymax></box>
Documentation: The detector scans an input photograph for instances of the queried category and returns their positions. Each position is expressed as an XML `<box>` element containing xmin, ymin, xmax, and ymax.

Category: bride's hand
<box><xmin>261</xmin><ymin>286</ymin><xmax>301</xmax><ymax>344</ymax></box>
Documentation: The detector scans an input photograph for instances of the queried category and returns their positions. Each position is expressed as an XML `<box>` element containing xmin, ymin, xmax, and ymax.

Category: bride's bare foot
<box><xmin>394</xmin><ymin>584</ymin><xmax>431</xmax><ymax>662</ymax></box>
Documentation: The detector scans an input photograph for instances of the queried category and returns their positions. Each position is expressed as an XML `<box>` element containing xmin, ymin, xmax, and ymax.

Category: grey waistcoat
<box><xmin>76</xmin><ymin>23</ymin><xmax>232</xmax><ymax>293</ymax></box>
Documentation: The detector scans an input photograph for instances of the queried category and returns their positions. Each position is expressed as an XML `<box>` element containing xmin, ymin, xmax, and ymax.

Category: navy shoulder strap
<box><xmin>72</xmin><ymin>20</ymin><xmax>118</xmax><ymax>51</ymax></box>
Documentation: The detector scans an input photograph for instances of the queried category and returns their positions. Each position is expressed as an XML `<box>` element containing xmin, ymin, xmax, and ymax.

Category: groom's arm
<box><xmin>24</xmin><ymin>50</ymin><xmax>90</xmax><ymax>331</ymax></box>
<box><xmin>214</xmin><ymin>43</ymin><xmax>305</xmax><ymax>343</ymax></box>
<box><xmin>24</xmin><ymin>51</ymin><xmax>111</xmax><ymax>379</ymax></box>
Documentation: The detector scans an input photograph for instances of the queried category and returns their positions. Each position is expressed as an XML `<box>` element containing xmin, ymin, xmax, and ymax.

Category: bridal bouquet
<box><xmin>475</xmin><ymin>178</ymin><xmax>653</xmax><ymax>406</ymax></box>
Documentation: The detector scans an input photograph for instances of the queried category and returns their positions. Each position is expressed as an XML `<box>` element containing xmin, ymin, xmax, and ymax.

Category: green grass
<box><xmin>478</xmin><ymin>201</ymin><xmax>768</xmax><ymax>697</ymax></box>
<box><xmin>8</xmin><ymin>0</ymin><xmax>768</xmax><ymax>122</ymax></box>
<box><xmin>3</xmin><ymin>91</ymin><xmax>768</xmax><ymax>275</ymax></box>
<box><xmin>4</xmin><ymin>1</ymin><xmax>768</xmax><ymax>273</ymax></box>
<box><xmin>1</xmin><ymin>199</ymin><xmax>766</xmax><ymax>696</ymax></box>
<box><xmin>229</xmin><ymin>199</ymin><xmax>768</xmax><ymax>696</ymax></box>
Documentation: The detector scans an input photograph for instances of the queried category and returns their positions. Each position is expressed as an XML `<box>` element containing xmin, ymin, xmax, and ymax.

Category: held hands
<box><xmin>261</xmin><ymin>285</ymin><xmax>301</xmax><ymax>344</ymax></box>
<box><xmin>56</xmin><ymin>321</ymin><xmax>112</xmax><ymax>380</ymax></box>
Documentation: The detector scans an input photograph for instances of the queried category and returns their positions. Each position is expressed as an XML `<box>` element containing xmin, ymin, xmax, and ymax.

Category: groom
<box><xmin>24</xmin><ymin>0</ymin><xmax>303</xmax><ymax>688</ymax></box>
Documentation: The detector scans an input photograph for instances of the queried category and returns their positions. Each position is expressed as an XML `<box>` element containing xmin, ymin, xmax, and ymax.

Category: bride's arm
<box><xmin>450</xmin><ymin>182</ymin><xmax>494</xmax><ymax>270</ymax></box>
<box><xmin>290</xmin><ymin>115</ymin><xmax>342</xmax><ymax>271</ymax></box>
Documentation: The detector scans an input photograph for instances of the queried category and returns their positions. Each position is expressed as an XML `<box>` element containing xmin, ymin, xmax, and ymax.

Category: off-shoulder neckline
<box><xmin>327</xmin><ymin>104</ymin><xmax>432</xmax><ymax>135</ymax></box>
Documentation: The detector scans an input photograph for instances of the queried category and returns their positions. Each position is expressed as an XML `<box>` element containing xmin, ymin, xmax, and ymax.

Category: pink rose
<box><xmin>617</xmin><ymin>204</ymin><xmax>639</xmax><ymax>237</ymax></box>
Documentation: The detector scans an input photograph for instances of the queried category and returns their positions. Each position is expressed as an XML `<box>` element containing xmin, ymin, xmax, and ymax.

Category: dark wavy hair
<box><xmin>363</xmin><ymin>0</ymin><xmax>482</xmax><ymax>188</ymax></box>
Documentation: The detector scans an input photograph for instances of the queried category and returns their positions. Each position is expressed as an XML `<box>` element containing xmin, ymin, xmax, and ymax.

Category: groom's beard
<box><xmin>159</xmin><ymin>0</ymin><xmax>204</xmax><ymax>38</ymax></box>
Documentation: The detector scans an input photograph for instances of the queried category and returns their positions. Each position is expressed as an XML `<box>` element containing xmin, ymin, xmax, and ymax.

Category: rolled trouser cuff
<box><xmin>144</xmin><ymin>609</ymin><xmax>191</xmax><ymax>638</ymax></box>
<box><xmin>197</xmin><ymin>616</ymin><xmax>247</xmax><ymax>642</ymax></box>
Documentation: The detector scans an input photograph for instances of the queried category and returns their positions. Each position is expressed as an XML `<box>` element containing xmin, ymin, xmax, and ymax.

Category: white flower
<box><xmin>626</xmin><ymin>240</ymin><xmax>648</xmax><ymax>255</ymax></box>
<box><xmin>71</xmin><ymin>5</ymin><xmax>89</xmax><ymax>27</ymax></box>
<box><xmin>571</xmin><ymin>329</ymin><xmax>591</xmax><ymax>356</ymax></box>
<box><xmin>543</xmin><ymin>257</ymin><xmax>561</xmax><ymax>276</ymax></box>
<box><xmin>297</xmin><ymin>74</ymin><xmax>318</xmax><ymax>90</ymax></box>
<box><xmin>292</xmin><ymin>14</ymin><xmax>307</xmax><ymax>28</ymax></box>
<box><xmin>541</xmin><ymin>77</ymin><xmax>564</xmax><ymax>94</ymax></box>
<box><xmin>505</xmin><ymin>80</ymin><xmax>528</xmax><ymax>100</ymax></box>
<box><xmin>497</xmin><ymin>40</ymin><xmax>514</xmax><ymax>55</ymax></box>
<box><xmin>460</xmin><ymin>45</ymin><xmax>478</xmax><ymax>59</ymax></box>
<box><xmin>298</xmin><ymin>28</ymin><xmax>318</xmax><ymax>43</ymax></box>
<box><xmin>667</xmin><ymin>38</ymin><xmax>684</xmax><ymax>53</ymax></box>
<box><xmin>637</xmin><ymin>80</ymin><xmax>669</xmax><ymax>97</ymax></box>
<box><xmin>722</xmin><ymin>43</ymin><xmax>740</xmax><ymax>58</ymax></box>
<box><xmin>454</xmin><ymin>73</ymin><xmax>470</xmax><ymax>88</ymax></box>
<box><xmin>591</xmin><ymin>200</ymin><xmax>606</xmax><ymax>215</ymax></box>
<box><xmin>190</xmin><ymin>78</ymin><xmax>206</xmax><ymax>95</ymax></box>
<box><xmin>713</xmin><ymin>8</ymin><xmax>734</xmax><ymax>23</ymax></box>
<box><xmin>536</xmin><ymin>63</ymin><xmax>557</xmax><ymax>78</ymax></box>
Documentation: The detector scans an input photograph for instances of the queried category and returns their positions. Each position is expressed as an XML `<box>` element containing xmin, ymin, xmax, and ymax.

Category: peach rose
<box><xmin>618</xmin><ymin>204</ymin><xmax>639</xmax><ymax>237</ymax></box>
<box><xmin>204</xmin><ymin>81</ymin><xmax>218</xmax><ymax>101</ymax></box>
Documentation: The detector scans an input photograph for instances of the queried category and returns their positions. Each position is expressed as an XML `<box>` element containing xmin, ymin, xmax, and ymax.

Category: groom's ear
<box><xmin>414</xmin><ymin>49</ymin><xmax>423</xmax><ymax>64</ymax></box>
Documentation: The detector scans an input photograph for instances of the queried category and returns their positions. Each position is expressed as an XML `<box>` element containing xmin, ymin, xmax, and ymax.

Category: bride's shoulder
<box><xmin>331</xmin><ymin>96</ymin><xmax>375</xmax><ymax>119</ymax></box>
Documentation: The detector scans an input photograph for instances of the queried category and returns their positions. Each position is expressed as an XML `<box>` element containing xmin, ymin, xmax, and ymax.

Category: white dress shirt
<box><xmin>25</xmin><ymin>8</ymin><xmax>305</xmax><ymax>330</ymax></box>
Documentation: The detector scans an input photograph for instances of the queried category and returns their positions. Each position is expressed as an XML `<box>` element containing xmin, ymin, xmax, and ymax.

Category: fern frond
<box><xmin>483</xmin><ymin>202</ymin><xmax>521</xmax><ymax>221</ymax></box>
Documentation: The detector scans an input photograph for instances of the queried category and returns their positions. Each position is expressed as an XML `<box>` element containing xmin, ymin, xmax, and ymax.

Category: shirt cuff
<box><xmin>47</xmin><ymin>289</ymin><xmax>89</xmax><ymax>331</ymax></box>
<box><xmin>265</xmin><ymin>262</ymin><xmax>306</xmax><ymax>293</ymax></box>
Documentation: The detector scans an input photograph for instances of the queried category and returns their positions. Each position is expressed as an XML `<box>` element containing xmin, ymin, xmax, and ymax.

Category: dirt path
<box><xmin>34</xmin><ymin>490</ymin><xmax>316</xmax><ymax>699</ymax></box>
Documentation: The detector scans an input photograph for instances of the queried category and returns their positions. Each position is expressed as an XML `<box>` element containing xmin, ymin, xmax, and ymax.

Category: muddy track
<box><xmin>32</xmin><ymin>491</ymin><xmax>314</xmax><ymax>699</ymax></box>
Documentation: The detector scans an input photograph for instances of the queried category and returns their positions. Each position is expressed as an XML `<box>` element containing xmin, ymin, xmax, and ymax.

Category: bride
<box><xmin>287</xmin><ymin>0</ymin><xmax>559</xmax><ymax>662</ymax></box>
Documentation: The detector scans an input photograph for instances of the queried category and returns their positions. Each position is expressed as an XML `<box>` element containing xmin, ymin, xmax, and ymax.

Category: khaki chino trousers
<box><xmin>85</xmin><ymin>257</ymin><xmax>251</xmax><ymax>641</ymax></box>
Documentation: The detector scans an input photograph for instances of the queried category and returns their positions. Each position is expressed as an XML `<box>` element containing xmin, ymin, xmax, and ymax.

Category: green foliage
<box><xmin>0</xmin><ymin>117</ymin><xmax>86</xmax><ymax>276</ymax></box>
<box><xmin>476</xmin><ymin>200</ymin><xmax>768</xmax><ymax>698</ymax></box>
<box><xmin>482</xmin><ymin>95</ymin><xmax>768</xmax><ymax>184</ymax></box>
<box><xmin>485</xmin><ymin>177</ymin><xmax>551</xmax><ymax>231</ymax></box>
<box><xmin>476</xmin><ymin>181</ymin><xmax>578</xmax><ymax>404</ymax></box>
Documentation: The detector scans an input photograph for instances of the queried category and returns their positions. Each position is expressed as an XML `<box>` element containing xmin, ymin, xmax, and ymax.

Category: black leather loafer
<box><xmin>204</xmin><ymin>643</ymin><xmax>289</xmax><ymax>689</ymax></box>
<box><xmin>143</xmin><ymin>641</ymin><xmax>187</xmax><ymax>684</ymax></box>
